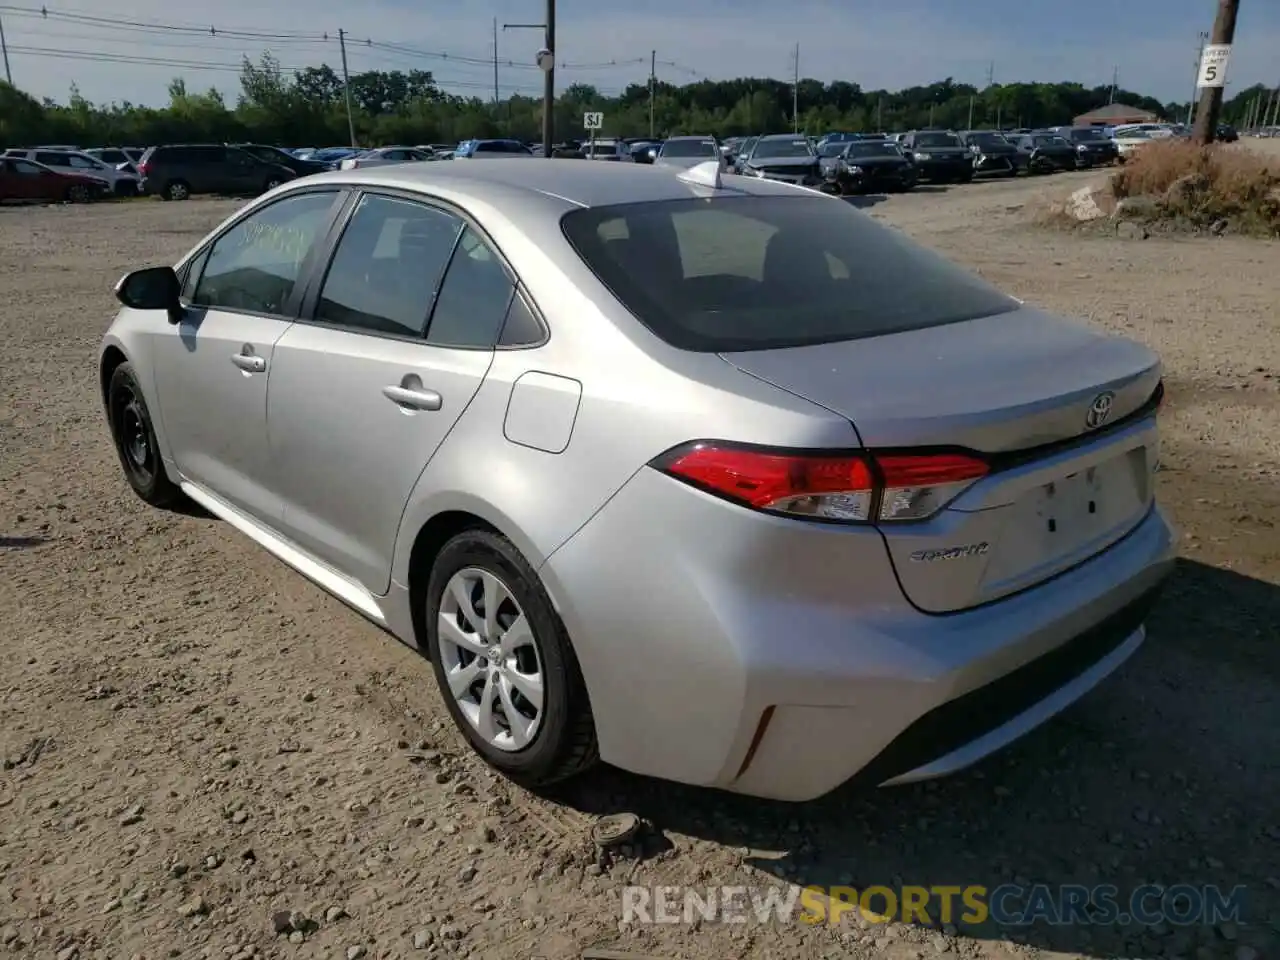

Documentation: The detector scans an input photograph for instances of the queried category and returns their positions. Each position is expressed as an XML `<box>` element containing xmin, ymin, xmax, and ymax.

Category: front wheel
<box><xmin>65</xmin><ymin>184</ymin><xmax>91</xmax><ymax>203</ymax></box>
<box><xmin>163</xmin><ymin>180</ymin><xmax>190</xmax><ymax>201</ymax></box>
<box><xmin>263</xmin><ymin>177</ymin><xmax>284</xmax><ymax>193</ymax></box>
<box><xmin>107</xmin><ymin>361</ymin><xmax>181</xmax><ymax>507</ymax></box>
<box><xmin>425</xmin><ymin>530</ymin><xmax>598</xmax><ymax>788</ymax></box>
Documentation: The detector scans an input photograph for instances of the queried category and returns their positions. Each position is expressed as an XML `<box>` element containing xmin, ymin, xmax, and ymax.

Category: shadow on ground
<box><xmin>550</xmin><ymin>554</ymin><xmax>1279</xmax><ymax>959</ymax></box>
<box><xmin>0</xmin><ymin>535</ymin><xmax>50</xmax><ymax>548</ymax></box>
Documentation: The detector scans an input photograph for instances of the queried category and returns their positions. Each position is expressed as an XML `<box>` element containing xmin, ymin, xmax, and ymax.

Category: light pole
<box><xmin>503</xmin><ymin>10</ymin><xmax>555</xmax><ymax>157</ymax></box>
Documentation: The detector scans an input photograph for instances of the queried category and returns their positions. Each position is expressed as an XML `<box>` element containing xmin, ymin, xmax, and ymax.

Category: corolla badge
<box><xmin>909</xmin><ymin>543</ymin><xmax>990</xmax><ymax>563</ymax></box>
<box><xmin>1085</xmin><ymin>391</ymin><xmax>1116</xmax><ymax>430</ymax></box>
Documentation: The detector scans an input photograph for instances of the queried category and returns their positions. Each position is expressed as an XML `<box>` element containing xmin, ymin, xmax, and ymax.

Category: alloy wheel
<box><xmin>437</xmin><ymin>568</ymin><xmax>544</xmax><ymax>752</ymax></box>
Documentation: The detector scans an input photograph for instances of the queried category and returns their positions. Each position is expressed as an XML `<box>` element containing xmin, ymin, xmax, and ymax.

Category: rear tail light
<box><xmin>136</xmin><ymin>161</ymin><xmax>150</xmax><ymax>178</ymax></box>
<box><xmin>652</xmin><ymin>442</ymin><xmax>988</xmax><ymax>524</ymax></box>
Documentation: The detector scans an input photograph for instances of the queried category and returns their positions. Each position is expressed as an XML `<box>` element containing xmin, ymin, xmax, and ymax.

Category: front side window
<box><xmin>561</xmin><ymin>195</ymin><xmax>1018</xmax><ymax>352</ymax></box>
<box><xmin>35</xmin><ymin>152</ymin><xmax>70</xmax><ymax>167</ymax></box>
<box><xmin>427</xmin><ymin>226</ymin><xmax>515</xmax><ymax>348</ymax></box>
<box><xmin>314</xmin><ymin>194</ymin><xmax>461</xmax><ymax>337</ymax></box>
<box><xmin>192</xmin><ymin>191</ymin><xmax>337</xmax><ymax>315</ymax></box>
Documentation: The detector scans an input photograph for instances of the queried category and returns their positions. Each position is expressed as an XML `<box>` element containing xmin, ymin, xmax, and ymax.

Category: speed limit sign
<box><xmin>1197</xmin><ymin>43</ymin><xmax>1231</xmax><ymax>88</ymax></box>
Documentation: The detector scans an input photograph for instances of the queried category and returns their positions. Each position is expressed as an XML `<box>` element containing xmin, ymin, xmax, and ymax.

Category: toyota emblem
<box><xmin>1085</xmin><ymin>391</ymin><xmax>1115</xmax><ymax>430</ymax></box>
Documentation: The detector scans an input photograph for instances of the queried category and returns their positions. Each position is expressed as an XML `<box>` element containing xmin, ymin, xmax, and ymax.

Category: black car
<box><xmin>737</xmin><ymin>134</ymin><xmax>823</xmax><ymax>187</ymax></box>
<box><xmin>232</xmin><ymin>143</ymin><xmax>331</xmax><ymax>176</ymax></box>
<box><xmin>1054</xmin><ymin>127</ymin><xmax>1119</xmax><ymax>167</ymax></box>
<box><xmin>957</xmin><ymin>130</ymin><xmax>1022</xmax><ymax>176</ymax></box>
<box><xmin>899</xmin><ymin>130</ymin><xmax>973</xmax><ymax>183</ymax></box>
<box><xmin>137</xmin><ymin>144</ymin><xmax>297</xmax><ymax>200</ymax></box>
<box><xmin>1011</xmin><ymin>133</ymin><xmax>1078</xmax><ymax>174</ymax></box>
<box><xmin>1217</xmin><ymin>123</ymin><xmax>1239</xmax><ymax>142</ymax></box>
<box><xmin>820</xmin><ymin>140</ymin><xmax>916</xmax><ymax>194</ymax></box>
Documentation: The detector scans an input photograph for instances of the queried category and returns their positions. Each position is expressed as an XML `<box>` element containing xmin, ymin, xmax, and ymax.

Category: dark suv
<box><xmin>1055</xmin><ymin>127</ymin><xmax>1119</xmax><ymax>167</ymax></box>
<box><xmin>136</xmin><ymin>144</ymin><xmax>296</xmax><ymax>200</ymax></box>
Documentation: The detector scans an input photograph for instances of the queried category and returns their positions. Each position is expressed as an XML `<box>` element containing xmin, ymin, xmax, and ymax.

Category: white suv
<box><xmin>2</xmin><ymin>148</ymin><xmax>140</xmax><ymax>195</ymax></box>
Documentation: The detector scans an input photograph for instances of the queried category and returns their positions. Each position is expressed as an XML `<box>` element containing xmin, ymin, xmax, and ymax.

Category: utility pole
<box><xmin>985</xmin><ymin>61</ymin><xmax>994</xmax><ymax>87</ymax></box>
<box><xmin>543</xmin><ymin>0</ymin><xmax>555</xmax><ymax>156</ymax></box>
<box><xmin>0</xmin><ymin>12</ymin><xmax>12</xmax><ymax>86</ymax></box>
<box><xmin>791</xmin><ymin>43</ymin><xmax>800</xmax><ymax>134</ymax></box>
<box><xmin>967</xmin><ymin>95</ymin><xmax>974</xmax><ymax>130</ymax></box>
<box><xmin>338</xmin><ymin>29</ymin><xmax>357</xmax><ymax>147</ymax></box>
<box><xmin>1108</xmin><ymin>66</ymin><xmax>1118</xmax><ymax>104</ymax></box>
<box><xmin>876</xmin><ymin>97</ymin><xmax>882</xmax><ymax>131</ymax></box>
<box><xmin>492</xmin><ymin>18</ymin><xmax>499</xmax><ymax>106</ymax></box>
<box><xmin>1188</xmin><ymin>31</ymin><xmax>1209</xmax><ymax>125</ymax></box>
<box><xmin>648</xmin><ymin>50</ymin><xmax>656</xmax><ymax>139</ymax></box>
<box><xmin>1192</xmin><ymin>0</ymin><xmax>1240</xmax><ymax>144</ymax></box>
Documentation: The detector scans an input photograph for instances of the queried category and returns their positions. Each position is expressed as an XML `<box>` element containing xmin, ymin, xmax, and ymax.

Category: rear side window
<box><xmin>314</xmin><ymin>194</ymin><xmax>461</xmax><ymax>337</ymax></box>
<box><xmin>560</xmin><ymin>196</ymin><xmax>1018</xmax><ymax>352</ymax></box>
<box><xmin>35</xmin><ymin>152</ymin><xmax>70</xmax><ymax>167</ymax></box>
<box><xmin>426</xmin><ymin>226</ymin><xmax>514</xmax><ymax>348</ymax></box>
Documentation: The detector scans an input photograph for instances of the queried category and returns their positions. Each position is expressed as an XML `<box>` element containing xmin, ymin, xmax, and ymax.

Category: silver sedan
<box><xmin>99</xmin><ymin>159</ymin><xmax>1175</xmax><ymax>801</ymax></box>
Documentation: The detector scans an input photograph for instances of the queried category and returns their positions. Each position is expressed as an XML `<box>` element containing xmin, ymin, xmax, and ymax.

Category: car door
<box><xmin>149</xmin><ymin>188</ymin><xmax>346</xmax><ymax>525</ymax></box>
<box><xmin>266</xmin><ymin>191</ymin><xmax>515</xmax><ymax>593</ymax></box>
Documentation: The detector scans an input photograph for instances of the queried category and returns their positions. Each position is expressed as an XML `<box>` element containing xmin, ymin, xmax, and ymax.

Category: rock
<box><xmin>324</xmin><ymin>906</ymin><xmax>347</xmax><ymax>924</ymax></box>
<box><xmin>1210</xmin><ymin>218</ymin><xmax>1229</xmax><ymax>235</ymax></box>
<box><xmin>169</xmin><ymin>862</ymin><xmax>189</xmax><ymax>878</ymax></box>
<box><xmin>56</xmin><ymin>947</ymin><xmax>79</xmax><ymax>960</ymax></box>
<box><xmin>288</xmin><ymin>910</ymin><xmax>316</xmax><ymax>933</ymax></box>
<box><xmin>118</xmin><ymin>805</ymin><xmax>144</xmax><ymax>826</ymax></box>
<box><xmin>440</xmin><ymin>924</ymin><xmax>465</xmax><ymax>941</ymax></box>
<box><xmin>458</xmin><ymin>863</ymin><xmax>477</xmax><ymax>883</ymax></box>
<box><xmin>230</xmin><ymin>810</ymin><xmax>248</xmax><ymax>825</ymax></box>
<box><xmin>412</xmin><ymin>930</ymin><xmax>434</xmax><ymax>950</ymax></box>
<box><xmin>177</xmin><ymin>895</ymin><xmax>207</xmax><ymax>917</ymax></box>
<box><xmin>1066</xmin><ymin>185</ymin><xmax>1108</xmax><ymax>221</ymax></box>
<box><xmin>271</xmin><ymin>911</ymin><xmax>293</xmax><ymax>934</ymax></box>
<box><xmin>346</xmin><ymin>947</ymin><xmax>367</xmax><ymax>960</ymax></box>
<box><xmin>0</xmin><ymin>928</ymin><xmax>16</xmax><ymax>946</ymax></box>
<box><xmin>1116</xmin><ymin>220</ymin><xmax>1149</xmax><ymax>240</ymax></box>
<box><xmin>102</xmin><ymin>898</ymin><xmax>121</xmax><ymax>913</ymax></box>
<box><xmin>287</xmin><ymin>931</ymin><xmax>304</xmax><ymax>945</ymax></box>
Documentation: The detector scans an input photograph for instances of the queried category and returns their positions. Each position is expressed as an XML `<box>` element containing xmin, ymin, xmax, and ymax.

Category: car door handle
<box><xmin>382</xmin><ymin>385</ymin><xmax>442</xmax><ymax>411</ymax></box>
<box><xmin>230</xmin><ymin>353</ymin><xmax>266</xmax><ymax>373</ymax></box>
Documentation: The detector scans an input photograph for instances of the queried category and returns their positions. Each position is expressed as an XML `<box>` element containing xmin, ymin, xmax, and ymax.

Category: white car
<box><xmin>1113</xmin><ymin>129</ymin><xmax>1158</xmax><ymax>162</ymax></box>
<box><xmin>3</xmin><ymin>148</ymin><xmax>140</xmax><ymax>195</ymax></box>
<box><xmin>581</xmin><ymin>140</ymin><xmax>635</xmax><ymax>162</ymax></box>
<box><xmin>339</xmin><ymin>147</ymin><xmax>434</xmax><ymax>171</ymax></box>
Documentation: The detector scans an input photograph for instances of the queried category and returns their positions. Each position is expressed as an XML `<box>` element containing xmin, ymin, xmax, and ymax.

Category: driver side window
<box><xmin>192</xmin><ymin>191</ymin><xmax>338</xmax><ymax>316</ymax></box>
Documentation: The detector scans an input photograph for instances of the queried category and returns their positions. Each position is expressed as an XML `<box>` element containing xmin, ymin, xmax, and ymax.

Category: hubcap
<box><xmin>437</xmin><ymin>568</ymin><xmax>544</xmax><ymax>752</ymax></box>
<box><xmin>116</xmin><ymin>390</ymin><xmax>153</xmax><ymax>479</ymax></box>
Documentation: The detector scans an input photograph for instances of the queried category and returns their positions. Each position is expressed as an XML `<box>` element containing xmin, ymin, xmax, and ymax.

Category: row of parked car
<box><xmin>0</xmin><ymin>119</ymin><xmax>1245</xmax><ymax>205</ymax></box>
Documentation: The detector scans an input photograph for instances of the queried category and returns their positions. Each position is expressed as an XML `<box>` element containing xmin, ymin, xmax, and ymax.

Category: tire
<box><xmin>263</xmin><ymin>178</ymin><xmax>284</xmax><ymax>193</ymax></box>
<box><xmin>425</xmin><ymin>530</ymin><xmax>598</xmax><ymax>788</ymax></box>
<box><xmin>106</xmin><ymin>361</ymin><xmax>181</xmax><ymax>508</ymax></box>
<box><xmin>65</xmin><ymin>184</ymin><xmax>90</xmax><ymax>203</ymax></box>
<box><xmin>163</xmin><ymin>180</ymin><xmax>190</xmax><ymax>201</ymax></box>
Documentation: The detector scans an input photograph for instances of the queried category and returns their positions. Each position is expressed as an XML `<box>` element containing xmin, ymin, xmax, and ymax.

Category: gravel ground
<box><xmin>1</xmin><ymin>169</ymin><xmax>1278</xmax><ymax>960</ymax></box>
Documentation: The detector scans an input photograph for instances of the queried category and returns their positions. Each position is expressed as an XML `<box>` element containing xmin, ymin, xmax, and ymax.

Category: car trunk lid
<box><xmin>720</xmin><ymin>307</ymin><xmax>1162</xmax><ymax>612</ymax></box>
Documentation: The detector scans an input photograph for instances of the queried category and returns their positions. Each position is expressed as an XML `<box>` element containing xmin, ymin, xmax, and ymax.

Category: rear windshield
<box><xmin>560</xmin><ymin>196</ymin><xmax>1018</xmax><ymax>352</ymax></box>
<box><xmin>752</xmin><ymin>138</ymin><xmax>813</xmax><ymax>159</ymax></box>
<box><xmin>661</xmin><ymin>139</ymin><xmax>717</xmax><ymax>158</ymax></box>
<box><xmin>914</xmin><ymin>132</ymin><xmax>960</xmax><ymax>148</ymax></box>
<box><xmin>847</xmin><ymin>143</ymin><xmax>901</xmax><ymax>157</ymax></box>
<box><xmin>1070</xmin><ymin>128</ymin><xmax>1108</xmax><ymax>140</ymax></box>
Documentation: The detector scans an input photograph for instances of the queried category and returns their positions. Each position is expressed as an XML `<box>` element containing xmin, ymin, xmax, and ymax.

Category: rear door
<box><xmin>266</xmin><ymin>191</ymin><xmax>513</xmax><ymax>593</ymax></box>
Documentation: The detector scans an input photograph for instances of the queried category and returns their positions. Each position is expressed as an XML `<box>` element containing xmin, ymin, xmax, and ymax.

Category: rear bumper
<box><xmin>542</xmin><ymin>467</ymin><xmax>1177</xmax><ymax>802</ymax></box>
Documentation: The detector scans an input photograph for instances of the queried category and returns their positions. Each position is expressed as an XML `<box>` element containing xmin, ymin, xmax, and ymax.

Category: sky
<box><xmin>0</xmin><ymin>0</ymin><xmax>1276</xmax><ymax>108</ymax></box>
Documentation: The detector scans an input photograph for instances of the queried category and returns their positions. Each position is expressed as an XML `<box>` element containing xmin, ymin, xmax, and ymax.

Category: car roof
<box><xmin>665</xmin><ymin>135</ymin><xmax>715</xmax><ymax>141</ymax></box>
<box><xmin>295</xmin><ymin>157</ymin><xmax>819</xmax><ymax>209</ymax></box>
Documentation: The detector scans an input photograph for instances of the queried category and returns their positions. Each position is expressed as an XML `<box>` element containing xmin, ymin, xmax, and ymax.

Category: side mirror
<box><xmin>115</xmin><ymin>266</ymin><xmax>182</xmax><ymax>323</ymax></box>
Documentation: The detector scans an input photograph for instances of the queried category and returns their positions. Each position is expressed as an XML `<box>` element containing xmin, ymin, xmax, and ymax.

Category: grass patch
<box><xmin>1111</xmin><ymin>139</ymin><xmax>1280</xmax><ymax>236</ymax></box>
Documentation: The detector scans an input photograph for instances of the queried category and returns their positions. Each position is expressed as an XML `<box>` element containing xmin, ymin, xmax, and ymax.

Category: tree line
<box><xmin>0</xmin><ymin>52</ymin><xmax>1270</xmax><ymax>149</ymax></box>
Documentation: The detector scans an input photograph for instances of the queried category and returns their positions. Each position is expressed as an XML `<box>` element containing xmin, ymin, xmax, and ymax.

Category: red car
<box><xmin>0</xmin><ymin>156</ymin><xmax>109</xmax><ymax>203</ymax></box>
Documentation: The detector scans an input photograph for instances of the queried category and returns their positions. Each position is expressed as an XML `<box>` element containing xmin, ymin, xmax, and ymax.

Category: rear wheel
<box><xmin>425</xmin><ymin>530</ymin><xmax>598</xmax><ymax>788</ymax></box>
<box><xmin>107</xmin><ymin>362</ymin><xmax>181</xmax><ymax>507</ymax></box>
<box><xmin>163</xmin><ymin>180</ymin><xmax>190</xmax><ymax>201</ymax></box>
<box><xmin>263</xmin><ymin>177</ymin><xmax>284</xmax><ymax>193</ymax></box>
<box><xmin>65</xmin><ymin>184</ymin><xmax>90</xmax><ymax>203</ymax></box>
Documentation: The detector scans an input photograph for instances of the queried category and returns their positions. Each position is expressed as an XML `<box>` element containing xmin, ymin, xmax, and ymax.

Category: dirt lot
<box><xmin>1</xmin><ymin>167</ymin><xmax>1278</xmax><ymax>960</ymax></box>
